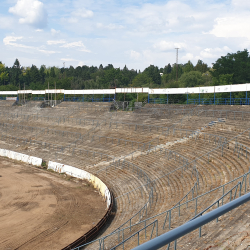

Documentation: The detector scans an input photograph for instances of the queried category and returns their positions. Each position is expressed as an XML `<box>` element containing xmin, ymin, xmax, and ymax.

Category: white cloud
<box><xmin>60</xmin><ymin>41</ymin><xmax>91</xmax><ymax>52</ymax></box>
<box><xmin>153</xmin><ymin>41</ymin><xmax>187</xmax><ymax>52</ymax></box>
<box><xmin>47</xmin><ymin>40</ymin><xmax>65</xmax><ymax>45</ymax></box>
<box><xmin>9</xmin><ymin>0</ymin><xmax>47</xmax><ymax>28</ymax></box>
<box><xmin>60</xmin><ymin>41</ymin><xmax>84</xmax><ymax>48</ymax></box>
<box><xmin>38</xmin><ymin>49</ymin><xmax>57</xmax><ymax>54</ymax></box>
<box><xmin>200</xmin><ymin>46</ymin><xmax>232</xmax><ymax>59</ymax></box>
<box><xmin>51</xmin><ymin>28</ymin><xmax>60</xmax><ymax>36</ymax></box>
<box><xmin>3</xmin><ymin>36</ymin><xmax>23</xmax><ymax>45</ymax></box>
<box><xmin>79</xmin><ymin>48</ymin><xmax>91</xmax><ymax>53</ymax></box>
<box><xmin>39</xmin><ymin>48</ymin><xmax>61</xmax><ymax>54</ymax></box>
<box><xmin>3</xmin><ymin>36</ymin><xmax>60</xmax><ymax>55</ymax></box>
<box><xmin>3</xmin><ymin>36</ymin><xmax>32</xmax><ymax>49</ymax></box>
<box><xmin>2</xmin><ymin>0</ymin><xmax>250</xmax><ymax>70</ymax></box>
<box><xmin>123</xmin><ymin>1</ymin><xmax>203</xmax><ymax>34</ymax></box>
<box><xmin>231</xmin><ymin>0</ymin><xmax>250</xmax><ymax>9</ymax></box>
<box><xmin>130</xmin><ymin>50</ymin><xmax>141</xmax><ymax>60</ymax></box>
<box><xmin>61</xmin><ymin>58</ymin><xmax>78</xmax><ymax>62</ymax></box>
<box><xmin>78</xmin><ymin>61</ymin><xmax>85</xmax><ymax>66</ymax></box>
<box><xmin>72</xmin><ymin>8</ymin><xmax>93</xmax><ymax>18</ymax></box>
<box><xmin>209</xmin><ymin>15</ymin><xmax>250</xmax><ymax>40</ymax></box>
<box><xmin>0</xmin><ymin>16</ymin><xmax>15</xmax><ymax>29</ymax></box>
<box><xmin>47</xmin><ymin>40</ymin><xmax>91</xmax><ymax>52</ymax></box>
<box><xmin>96</xmin><ymin>23</ymin><xmax>124</xmax><ymax>30</ymax></box>
<box><xmin>181</xmin><ymin>53</ymin><xmax>194</xmax><ymax>61</ymax></box>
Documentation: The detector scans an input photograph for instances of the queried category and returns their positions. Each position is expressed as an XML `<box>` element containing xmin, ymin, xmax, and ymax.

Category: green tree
<box><xmin>40</xmin><ymin>65</ymin><xmax>46</xmax><ymax>84</ymax></box>
<box><xmin>30</xmin><ymin>65</ymin><xmax>40</xmax><ymax>83</ymax></box>
<box><xmin>212</xmin><ymin>49</ymin><xmax>250</xmax><ymax>84</ymax></box>
<box><xmin>11</xmin><ymin>58</ymin><xmax>22</xmax><ymax>87</ymax></box>
<box><xmin>163</xmin><ymin>63</ymin><xmax>172</xmax><ymax>74</ymax></box>
<box><xmin>179</xmin><ymin>71</ymin><xmax>204</xmax><ymax>87</ymax></box>
<box><xmin>131</xmin><ymin>74</ymin><xmax>153</xmax><ymax>87</ymax></box>
<box><xmin>170</xmin><ymin>64</ymin><xmax>183</xmax><ymax>81</ymax></box>
<box><xmin>183</xmin><ymin>60</ymin><xmax>194</xmax><ymax>73</ymax></box>
<box><xmin>143</xmin><ymin>65</ymin><xmax>161</xmax><ymax>85</ymax></box>
<box><xmin>50</xmin><ymin>67</ymin><xmax>56</xmax><ymax>78</ymax></box>
<box><xmin>194</xmin><ymin>59</ymin><xmax>209</xmax><ymax>73</ymax></box>
<box><xmin>0</xmin><ymin>63</ymin><xmax>9</xmax><ymax>85</ymax></box>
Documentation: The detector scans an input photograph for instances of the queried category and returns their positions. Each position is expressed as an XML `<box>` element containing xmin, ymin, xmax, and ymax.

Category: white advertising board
<box><xmin>0</xmin><ymin>91</ymin><xmax>18</xmax><ymax>95</ymax></box>
<box><xmin>231</xmin><ymin>84</ymin><xmax>249</xmax><ymax>92</ymax></box>
<box><xmin>18</xmin><ymin>90</ymin><xmax>32</xmax><ymax>94</ymax></box>
<box><xmin>45</xmin><ymin>89</ymin><xmax>64</xmax><ymax>94</ymax></box>
<box><xmin>32</xmin><ymin>90</ymin><xmax>46</xmax><ymax>95</ymax></box>
<box><xmin>64</xmin><ymin>89</ymin><xmax>115</xmax><ymax>95</ymax></box>
<box><xmin>92</xmin><ymin>89</ymin><xmax>115</xmax><ymax>94</ymax></box>
<box><xmin>199</xmin><ymin>86</ymin><xmax>215</xmax><ymax>94</ymax></box>
<box><xmin>6</xmin><ymin>97</ymin><xmax>17</xmax><ymax>100</ymax></box>
<box><xmin>116</xmin><ymin>88</ymin><xmax>149</xmax><ymax>93</ymax></box>
<box><xmin>186</xmin><ymin>87</ymin><xmax>200</xmax><ymax>94</ymax></box>
<box><xmin>64</xmin><ymin>90</ymin><xmax>83</xmax><ymax>95</ymax></box>
<box><xmin>0</xmin><ymin>83</ymin><xmax>250</xmax><ymax>97</ymax></box>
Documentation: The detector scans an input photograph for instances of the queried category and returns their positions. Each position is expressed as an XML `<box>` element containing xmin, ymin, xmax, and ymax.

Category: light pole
<box><xmin>175</xmin><ymin>48</ymin><xmax>179</xmax><ymax>83</ymax></box>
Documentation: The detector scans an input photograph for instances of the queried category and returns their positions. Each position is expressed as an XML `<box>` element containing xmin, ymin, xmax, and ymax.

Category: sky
<box><xmin>0</xmin><ymin>0</ymin><xmax>250</xmax><ymax>70</ymax></box>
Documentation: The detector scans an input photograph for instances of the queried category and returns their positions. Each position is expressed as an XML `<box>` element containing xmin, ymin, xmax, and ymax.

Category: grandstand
<box><xmin>0</xmin><ymin>100</ymin><xmax>250</xmax><ymax>249</ymax></box>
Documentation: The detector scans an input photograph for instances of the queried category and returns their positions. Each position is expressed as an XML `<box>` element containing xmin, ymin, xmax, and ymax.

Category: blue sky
<box><xmin>1</xmin><ymin>0</ymin><xmax>250</xmax><ymax>70</ymax></box>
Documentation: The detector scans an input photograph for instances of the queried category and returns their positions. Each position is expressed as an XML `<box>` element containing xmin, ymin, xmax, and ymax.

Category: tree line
<box><xmin>1</xmin><ymin>49</ymin><xmax>250</xmax><ymax>102</ymax></box>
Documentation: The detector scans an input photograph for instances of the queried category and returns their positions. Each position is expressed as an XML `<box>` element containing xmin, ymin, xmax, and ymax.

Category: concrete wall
<box><xmin>48</xmin><ymin>161</ymin><xmax>111</xmax><ymax>208</ymax></box>
<box><xmin>0</xmin><ymin>148</ymin><xmax>42</xmax><ymax>166</ymax></box>
<box><xmin>0</xmin><ymin>148</ymin><xmax>111</xmax><ymax>209</ymax></box>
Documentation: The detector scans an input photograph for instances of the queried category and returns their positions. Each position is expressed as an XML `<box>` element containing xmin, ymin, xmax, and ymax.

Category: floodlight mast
<box><xmin>175</xmin><ymin>48</ymin><xmax>179</xmax><ymax>83</ymax></box>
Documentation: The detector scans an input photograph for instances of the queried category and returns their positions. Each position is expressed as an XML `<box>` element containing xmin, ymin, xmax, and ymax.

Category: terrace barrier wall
<box><xmin>0</xmin><ymin>148</ymin><xmax>114</xmax><ymax>249</ymax></box>
<box><xmin>48</xmin><ymin>161</ymin><xmax>112</xmax><ymax>208</ymax></box>
<box><xmin>0</xmin><ymin>148</ymin><xmax>42</xmax><ymax>166</ymax></box>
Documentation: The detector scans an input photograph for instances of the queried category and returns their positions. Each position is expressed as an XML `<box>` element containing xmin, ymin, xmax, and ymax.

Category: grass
<box><xmin>41</xmin><ymin>160</ymin><xmax>47</xmax><ymax>168</ymax></box>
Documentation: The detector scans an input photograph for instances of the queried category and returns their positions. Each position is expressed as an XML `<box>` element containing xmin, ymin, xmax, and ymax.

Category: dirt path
<box><xmin>0</xmin><ymin>157</ymin><xmax>106</xmax><ymax>250</ymax></box>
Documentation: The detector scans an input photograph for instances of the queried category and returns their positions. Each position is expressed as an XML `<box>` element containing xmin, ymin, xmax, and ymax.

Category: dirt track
<box><xmin>0</xmin><ymin>157</ymin><xmax>106</xmax><ymax>250</ymax></box>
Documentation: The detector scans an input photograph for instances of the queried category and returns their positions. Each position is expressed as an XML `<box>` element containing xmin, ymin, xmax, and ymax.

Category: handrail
<box><xmin>132</xmin><ymin>192</ymin><xmax>250</xmax><ymax>250</ymax></box>
<box><xmin>81</xmin><ymin>127</ymin><xmax>250</xmax><ymax>249</ymax></box>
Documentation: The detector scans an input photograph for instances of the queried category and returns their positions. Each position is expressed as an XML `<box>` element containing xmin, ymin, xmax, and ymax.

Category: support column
<box><xmin>167</xmin><ymin>94</ymin><xmax>168</xmax><ymax>104</ymax></box>
<box><xmin>148</xmin><ymin>94</ymin><xmax>149</xmax><ymax>103</ymax></box>
<box><xmin>230</xmin><ymin>91</ymin><xmax>231</xmax><ymax>105</ymax></box>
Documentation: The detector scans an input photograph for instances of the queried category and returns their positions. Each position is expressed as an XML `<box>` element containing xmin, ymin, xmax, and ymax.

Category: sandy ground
<box><xmin>0</xmin><ymin>157</ymin><xmax>106</xmax><ymax>250</ymax></box>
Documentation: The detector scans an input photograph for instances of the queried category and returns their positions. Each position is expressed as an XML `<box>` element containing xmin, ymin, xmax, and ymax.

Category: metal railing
<box><xmin>80</xmin><ymin>128</ymin><xmax>250</xmax><ymax>250</ymax></box>
<box><xmin>133</xmin><ymin>191</ymin><xmax>250</xmax><ymax>250</ymax></box>
<box><xmin>1</xmin><ymin>103</ymin><xmax>250</xmax><ymax>249</ymax></box>
<box><xmin>187</xmin><ymin>97</ymin><xmax>250</xmax><ymax>105</ymax></box>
